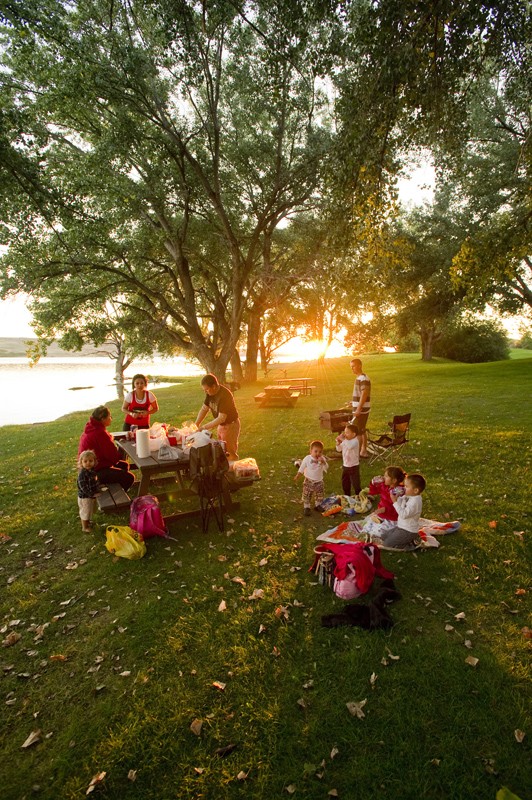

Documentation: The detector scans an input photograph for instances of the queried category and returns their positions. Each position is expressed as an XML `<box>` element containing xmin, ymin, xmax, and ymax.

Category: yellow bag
<box><xmin>105</xmin><ymin>526</ymin><xmax>146</xmax><ymax>560</ymax></box>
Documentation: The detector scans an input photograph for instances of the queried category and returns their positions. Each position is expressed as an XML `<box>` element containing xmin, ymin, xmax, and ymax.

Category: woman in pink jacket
<box><xmin>78</xmin><ymin>406</ymin><xmax>134</xmax><ymax>491</ymax></box>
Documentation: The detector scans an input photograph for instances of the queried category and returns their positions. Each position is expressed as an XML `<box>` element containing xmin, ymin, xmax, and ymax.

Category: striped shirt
<box><xmin>352</xmin><ymin>373</ymin><xmax>371</xmax><ymax>413</ymax></box>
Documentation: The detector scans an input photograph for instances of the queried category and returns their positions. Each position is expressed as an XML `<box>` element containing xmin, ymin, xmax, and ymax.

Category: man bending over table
<box><xmin>195</xmin><ymin>374</ymin><xmax>240</xmax><ymax>463</ymax></box>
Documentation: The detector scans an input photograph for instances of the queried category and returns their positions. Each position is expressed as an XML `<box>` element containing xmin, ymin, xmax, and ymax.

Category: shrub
<box><xmin>395</xmin><ymin>332</ymin><xmax>420</xmax><ymax>353</ymax></box>
<box><xmin>433</xmin><ymin>318</ymin><xmax>510</xmax><ymax>363</ymax></box>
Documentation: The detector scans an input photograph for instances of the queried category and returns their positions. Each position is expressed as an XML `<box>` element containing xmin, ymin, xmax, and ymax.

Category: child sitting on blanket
<box><xmin>374</xmin><ymin>472</ymin><xmax>426</xmax><ymax>551</ymax></box>
<box><xmin>294</xmin><ymin>440</ymin><xmax>328</xmax><ymax>517</ymax></box>
<box><xmin>369</xmin><ymin>466</ymin><xmax>406</xmax><ymax>520</ymax></box>
<box><xmin>361</xmin><ymin>466</ymin><xmax>406</xmax><ymax>537</ymax></box>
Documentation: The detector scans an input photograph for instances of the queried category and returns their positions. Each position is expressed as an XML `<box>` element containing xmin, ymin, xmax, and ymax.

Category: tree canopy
<box><xmin>1</xmin><ymin>0</ymin><xmax>529</xmax><ymax>372</ymax></box>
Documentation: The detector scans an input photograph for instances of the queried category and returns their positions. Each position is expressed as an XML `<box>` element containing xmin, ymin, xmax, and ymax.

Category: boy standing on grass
<box><xmin>376</xmin><ymin>472</ymin><xmax>426</xmax><ymax>550</ymax></box>
<box><xmin>294</xmin><ymin>440</ymin><xmax>328</xmax><ymax>516</ymax></box>
<box><xmin>336</xmin><ymin>422</ymin><xmax>361</xmax><ymax>497</ymax></box>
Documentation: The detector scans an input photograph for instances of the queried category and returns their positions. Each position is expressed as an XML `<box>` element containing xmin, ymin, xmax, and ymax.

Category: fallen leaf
<box><xmin>431</xmin><ymin>758</ymin><xmax>441</xmax><ymax>766</ymax></box>
<box><xmin>515</xmin><ymin>588</ymin><xmax>526</xmax><ymax>596</ymax></box>
<box><xmin>212</xmin><ymin>681</ymin><xmax>226</xmax><ymax>691</ymax></box>
<box><xmin>272</xmin><ymin>646</ymin><xmax>281</xmax><ymax>657</ymax></box>
<box><xmin>119</xmin><ymin>671</ymin><xmax>131</xmax><ymax>677</ymax></box>
<box><xmin>370</xmin><ymin>672</ymin><xmax>377</xmax><ymax>688</ymax></box>
<box><xmin>454</xmin><ymin>612</ymin><xmax>466</xmax><ymax>621</ymax></box>
<box><xmin>2</xmin><ymin>632</ymin><xmax>21</xmax><ymax>647</ymax></box>
<box><xmin>86</xmin><ymin>771</ymin><xmax>106</xmax><ymax>795</ymax></box>
<box><xmin>258</xmin><ymin>558</ymin><xmax>268</xmax><ymax>567</ymax></box>
<box><xmin>297</xmin><ymin>697</ymin><xmax>308</xmax><ymax>709</ymax></box>
<box><xmin>194</xmin><ymin>767</ymin><xmax>204</xmax><ymax>775</ymax></box>
<box><xmin>302</xmin><ymin>680</ymin><xmax>314</xmax><ymax>690</ymax></box>
<box><xmin>386</xmin><ymin>649</ymin><xmax>400</xmax><ymax>660</ymax></box>
<box><xmin>464</xmin><ymin>640</ymin><xmax>473</xmax><ymax>649</ymax></box>
<box><xmin>465</xmin><ymin>655</ymin><xmax>479</xmax><ymax>667</ymax></box>
<box><xmin>127</xmin><ymin>769</ymin><xmax>137</xmax><ymax>782</ymax></box>
<box><xmin>488</xmin><ymin>520</ymin><xmax>497</xmax><ymax>528</ymax></box>
<box><xmin>285</xmin><ymin>786</ymin><xmax>296</xmax><ymax>795</ymax></box>
<box><xmin>346</xmin><ymin>699</ymin><xmax>367</xmax><ymax>719</ymax></box>
<box><xmin>513</xmin><ymin>531</ymin><xmax>524</xmax><ymax>540</ymax></box>
<box><xmin>330</xmin><ymin>746</ymin><xmax>339</xmax><ymax>760</ymax></box>
<box><xmin>521</xmin><ymin>627</ymin><xmax>532</xmax><ymax>639</ymax></box>
<box><xmin>514</xmin><ymin>729</ymin><xmax>525</xmax><ymax>743</ymax></box>
<box><xmin>218</xmin><ymin>600</ymin><xmax>227</xmax><ymax>612</ymax></box>
<box><xmin>237</xmin><ymin>771</ymin><xmax>249</xmax><ymax>780</ymax></box>
<box><xmin>258</xmin><ymin>624</ymin><xmax>266</xmax><ymax>634</ymax></box>
<box><xmin>190</xmin><ymin>718</ymin><xmax>203</xmax><ymax>736</ymax></box>
<box><xmin>21</xmin><ymin>730</ymin><xmax>41</xmax><ymax>749</ymax></box>
<box><xmin>231</xmin><ymin>576</ymin><xmax>246</xmax><ymax>586</ymax></box>
<box><xmin>444</xmin><ymin>624</ymin><xmax>454</xmax><ymax>632</ymax></box>
<box><xmin>49</xmin><ymin>654</ymin><xmax>68</xmax><ymax>662</ymax></box>
<box><xmin>248</xmin><ymin>589</ymin><xmax>264</xmax><ymax>600</ymax></box>
<box><xmin>328</xmin><ymin>791</ymin><xmax>339</xmax><ymax>798</ymax></box>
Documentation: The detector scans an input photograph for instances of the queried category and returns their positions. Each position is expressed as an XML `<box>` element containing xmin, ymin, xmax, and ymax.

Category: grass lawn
<box><xmin>1</xmin><ymin>353</ymin><xmax>530</xmax><ymax>800</ymax></box>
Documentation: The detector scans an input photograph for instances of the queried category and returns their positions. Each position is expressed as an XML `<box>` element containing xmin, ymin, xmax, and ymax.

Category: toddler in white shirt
<box><xmin>335</xmin><ymin>422</ymin><xmax>361</xmax><ymax>497</ymax></box>
<box><xmin>294</xmin><ymin>440</ymin><xmax>328</xmax><ymax>516</ymax></box>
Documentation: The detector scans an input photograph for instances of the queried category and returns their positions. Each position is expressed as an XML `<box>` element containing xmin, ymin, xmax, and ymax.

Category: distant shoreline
<box><xmin>0</xmin><ymin>337</ymin><xmax>118</xmax><ymax>359</ymax></box>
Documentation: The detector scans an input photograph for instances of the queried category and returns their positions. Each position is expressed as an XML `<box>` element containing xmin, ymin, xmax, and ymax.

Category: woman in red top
<box><xmin>78</xmin><ymin>406</ymin><xmax>134</xmax><ymax>491</ymax></box>
<box><xmin>121</xmin><ymin>374</ymin><xmax>159</xmax><ymax>431</ymax></box>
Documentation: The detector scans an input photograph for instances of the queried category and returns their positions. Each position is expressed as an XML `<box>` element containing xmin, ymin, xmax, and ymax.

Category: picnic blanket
<box><xmin>317</xmin><ymin>519</ymin><xmax>461</xmax><ymax>547</ymax></box>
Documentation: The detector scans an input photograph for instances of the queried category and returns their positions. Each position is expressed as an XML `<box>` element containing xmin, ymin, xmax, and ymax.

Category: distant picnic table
<box><xmin>254</xmin><ymin>384</ymin><xmax>301</xmax><ymax>408</ymax></box>
<box><xmin>273</xmin><ymin>377</ymin><xmax>316</xmax><ymax>396</ymax></box>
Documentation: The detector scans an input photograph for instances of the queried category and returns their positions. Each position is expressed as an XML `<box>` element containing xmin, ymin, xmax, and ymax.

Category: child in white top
<box><xmin>377</xmin><ymin>473</ymin><xmax>426</xmax><ymax>550</ymax></box>
<box><xmin>335</xmin><ymin>423</ymin><xmax>361</xmax><ymax>497</ymax></box>
<box><xmin>294</xmin><ymin>440</ymin><xmax>328</xmax><ymax>516</ymax></box>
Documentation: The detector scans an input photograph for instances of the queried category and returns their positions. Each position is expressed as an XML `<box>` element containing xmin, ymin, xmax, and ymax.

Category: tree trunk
<box><xmin>420</xmin><ymin>328</ymin><xmax>434</xmax><ymax>361</ymax></box>
<box><xmin>244</xmin><ymin>306</ymin><xmax>262</xmax><ymax>383</ymax></box>
<box><xmin>230</xmin><ymin>350</ymin><xmax>244</xmax><ymax>384</ymax></box>
<box><xmin>114</xmin><ymin>349</ymin><xmax>127</xmax><ymax>398</ymax></box>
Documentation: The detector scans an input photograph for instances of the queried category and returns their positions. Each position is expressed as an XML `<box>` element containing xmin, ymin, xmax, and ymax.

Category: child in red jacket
<box><xmin>361</xmin><ymin>466</ymin><xmax>406</xmax><ymax>538</ymax></box>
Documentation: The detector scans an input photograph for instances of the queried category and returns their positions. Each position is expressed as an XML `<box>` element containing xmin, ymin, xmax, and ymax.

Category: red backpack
<box><xmin>129</xmin><ymin>495</ymin><xmax>168</xmax><ymax>540</ymax></box>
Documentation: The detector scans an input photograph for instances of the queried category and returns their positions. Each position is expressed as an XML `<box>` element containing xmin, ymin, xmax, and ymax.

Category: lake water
<box><xmin>0</xmin><ymin>356</ymin><xmax>204</xmax><ymax>427</ymax></box>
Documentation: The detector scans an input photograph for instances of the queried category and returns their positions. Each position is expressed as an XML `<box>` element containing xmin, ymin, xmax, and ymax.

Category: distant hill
<box><xmin>0</xmin><ymin>337</ymin><xmax>116</xmax><ymax>358</ymax></box>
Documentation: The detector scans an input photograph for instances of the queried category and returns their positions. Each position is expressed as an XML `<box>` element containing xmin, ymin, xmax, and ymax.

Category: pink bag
<box><xmin>333</xmin><ymin>564</ymin><xmax>363</xmax><ymax>600</ymax></box>
<box><xmin>129</xmin><ymin>495</ymin><xmax>168</xmax><ymax>540</ymax></box>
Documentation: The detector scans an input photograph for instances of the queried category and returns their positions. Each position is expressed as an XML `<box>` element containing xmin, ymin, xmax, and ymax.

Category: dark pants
<box><xmin>96</xmin><ymin>461</ymin><xmax>135</xmax><ymax>491</ymax></box>
<box><xmin>342</xmin><ymin>465</ymin><xmax>361</xmax><ymax>497</ymax></box>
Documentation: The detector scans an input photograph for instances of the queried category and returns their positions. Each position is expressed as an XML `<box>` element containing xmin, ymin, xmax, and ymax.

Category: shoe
<box><xmin>304</xmin><ymin>507</ymin><xmax>312</xmax><ymax>517</ymax></box>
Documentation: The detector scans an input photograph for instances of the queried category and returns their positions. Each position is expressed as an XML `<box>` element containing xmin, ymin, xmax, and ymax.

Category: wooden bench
<box><xmin>254</xmin><ymin>392</ymin><xmax>266</xmax><ymax>403</ymax></box>
<box><xmin>97</xmin><ymin>483</ymin><xmax>131</xmax><ymax>513</ymax></box>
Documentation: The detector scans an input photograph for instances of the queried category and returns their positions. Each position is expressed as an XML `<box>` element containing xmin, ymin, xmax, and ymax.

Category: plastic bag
<box><xmin>105</xmin><ymin>526</ymin><xmax>146</xmax><ymax>559</ymax></box>
<box><xmin>333</xmin><ymin>564</ymin><xmax>363</xmax><ymax>600</ymax></box>
<box><xmin>129</xmin><ymin>496</ymin><xmax>167</xmax><ymax>540</ymax></box>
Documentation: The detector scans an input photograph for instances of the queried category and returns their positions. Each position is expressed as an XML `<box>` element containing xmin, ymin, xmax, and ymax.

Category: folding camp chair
<box><xmin>366</xmin><ymin>413</ymin><xmax>411</xmax><ymax>466</ymax></box>
<box><xmin>189</xmin><ymin>442</ymin><xmax>229</xmax><ymax>533</ymax></box>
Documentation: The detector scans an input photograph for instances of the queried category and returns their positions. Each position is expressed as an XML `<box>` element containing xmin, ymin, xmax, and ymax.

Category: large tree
<box><xmin>446</xmin><ymin>75</ymin><xmax>532</xmax><ymax>313</ymax></box>
<box><xmin>0</xmin><ymin>0</ymin><xmax>332</xmax><ymax>379</ymax></box>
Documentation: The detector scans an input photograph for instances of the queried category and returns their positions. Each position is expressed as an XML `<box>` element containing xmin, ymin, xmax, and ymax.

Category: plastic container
<box><xmin>232</xmin><ymin>457</ymin><xmax>260</xmax><ymax>479</ymax></box>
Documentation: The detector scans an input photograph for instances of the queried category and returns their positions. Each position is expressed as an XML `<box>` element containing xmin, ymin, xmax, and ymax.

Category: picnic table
<box><xmin>273</xmin><ymin>377</ymin><xmax>316</xmax><ymax>396</ymax></box>
<box><xmin>116</xmin><ymin>437</ymin><xmax>258</xmax><ymax>528</ymax></box>
<box><xmin>254</xmin><ymin>384</ymin><xmax>301</xmax><ymax>408</ymax></box>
